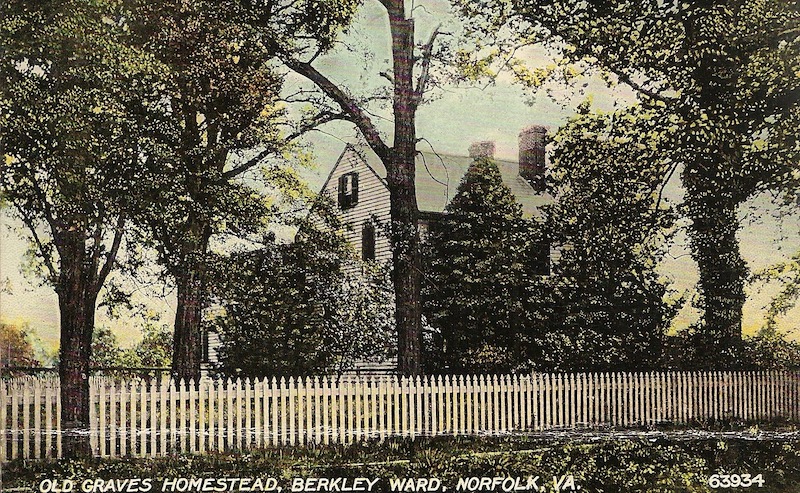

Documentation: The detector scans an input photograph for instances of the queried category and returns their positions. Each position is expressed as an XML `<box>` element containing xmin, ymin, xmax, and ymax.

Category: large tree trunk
<box><xmin>684</xmin><ymin>177</ymin><xmax>747</xmax><ymax>366</ymax></box>
<box><xmin>280</xmin><ymin>1</ymin><xmax>428</xmax><ymax>374</ymax></box>
<box><xmin>679</xmin><ymin>5</ymin><xmax>748</xmax><ymax>366</ymax></box>
<box><xmin>57</xmin><ymin>231</ymin><xmax>98</xmax><ymax>458</ymax></box>
<box><xmin>170</xmin><ymin>208</ymin><xmax>211</xmax><ymax>382</ymax></box>
<box><xmin>388</xmin><ymin>8</ymin><xmax>423</xmax><ymax>375</ymax></box>
<box><xmin>171</xmin><ymin>256</ymin><xmax>205</xmax><ymax>383</ymax></box>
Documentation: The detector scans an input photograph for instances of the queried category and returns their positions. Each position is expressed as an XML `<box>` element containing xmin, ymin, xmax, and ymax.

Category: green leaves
<box><xmin>537</xmin><ymin>106</ymin><xmax>678</xmax><ymax>371</ymax></box>
<box><xmin>209</xmin><ymin>202</ymin><xmax>394</xmax><ymax>378</ymax></box>
<box><xmin>422</xmin><ymin>157</ymin><xmax>545</xmax><ymax>373</ymax></box>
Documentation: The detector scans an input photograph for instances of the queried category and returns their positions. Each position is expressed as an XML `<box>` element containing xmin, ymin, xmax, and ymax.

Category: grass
<box><xmin>2</xmin><ymin>433</ymin><xmax>800</xmax><ymax>493</ymax></box>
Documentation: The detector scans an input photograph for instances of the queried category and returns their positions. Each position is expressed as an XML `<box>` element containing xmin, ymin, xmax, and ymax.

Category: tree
<box><xmin>121</xmin><ymin>320</ymin><xmax>172</xmax><ymax>369</ymax></box>
<box><xmin>539</xmin><ymin>105</ymin><xmax>678</xmax><ymax>371</ymax></box>
<box><xmin>422</xmin><ymin>157</ymin><xmax>545</xmax><ymax>373</ymax></box>
<box><xmin>90</xmin><ymin>327</ymin><xmax>123</xmax><ymax>368</ymax></box>
<box><xmin>209</xmin><ymin>223</ymin><xmax>395</xmax><ymax>378</ymax></box>
<box><xmin>270</xmin><ymin>0</ymin><xmax>445</xmax><ymax>374</ymax></box>
<box><xmin>1</xmin><ymin>0</ymin><xmax>162</xmax><ymax>455</ymax></box>
<box><xmin>125</xmin><ymin>0</ymin><xmax>363</xmax><ymax>382</ymax></box>
<box><xmin>0</xmin><ymin>322</ymin><xmax>40</xmax><ymax>368</ymax></box>
<box><xmin>453</xmin><ymin>0</ymin><xmax>800</xmax><ymax>361</ymax></box>
<box><xmin>121</xmin><ymin>0</ymin><xmax>281</xmax><ymax>382</ymax></box>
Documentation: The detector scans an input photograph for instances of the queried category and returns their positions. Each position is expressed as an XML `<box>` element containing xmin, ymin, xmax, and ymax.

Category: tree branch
<box><xmin>94</xmin><ymin>215</ymin><xmax>125</xmax><ymax>295</ymax></box>
<box><xmin>412</xmin><ymin>24</ymin><xmax>442</xmax><ymax>109</ymax></box>
<box><xmin>611</xmin><ymin>68</ymin><xmax>676</xmax><ymax>104</ymax></box>
<box><xmin>219</xmin><ymin>109</ymin><xmax>350</xmax><ymax>181</ymax></box>
<box><xmin>14</xmin><ymin>203</ymin><xmax>58</xmax><ymax>281</ymax></box>
<box><xmin>90</xmin><ymin>204</ymin><xmax>106</xmax><ymax>279</ymax></box>
<box><xmin>379</xmin><ymin>70</ymin><xmax>394</xmax><ymax>84</ymax></box>
<box><xmin>283</xmin><ymin>57</ymin><xmax>390</xmax><ymax>161</ymax></box>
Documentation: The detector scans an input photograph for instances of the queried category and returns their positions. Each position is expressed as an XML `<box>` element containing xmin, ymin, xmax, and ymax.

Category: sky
<box><xmin>1</xmin><ymin>0</ymin><xmax>799</xmax><ymax>355</ymax></box>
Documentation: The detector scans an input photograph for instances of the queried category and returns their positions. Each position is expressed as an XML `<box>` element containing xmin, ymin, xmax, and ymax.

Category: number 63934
<box><xmin>708</xmin><ymin>474</ymin><xmax>764</xmax><ymax>488</ymax></box>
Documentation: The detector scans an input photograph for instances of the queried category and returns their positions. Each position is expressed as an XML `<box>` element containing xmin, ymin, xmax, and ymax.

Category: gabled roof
<box><xmin>319</xmin><ymin>144</ymin><xmax>387</xmax><ymax>192</ymax></box>
<box><xmin>326</xmin><ymin>145</ymin><xmax>551</xmax><ymax>219</ymax></box>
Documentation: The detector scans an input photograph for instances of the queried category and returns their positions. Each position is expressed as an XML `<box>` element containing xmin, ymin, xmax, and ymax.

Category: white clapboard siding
<box><xmin>1</xmin><ymin>371</ymin><xmax>799</xmax><ymax>461</ymax></box>
<box><xmin>320</xmin><ymin>146</ymin><xmax>392</xmax><ymax>265</ymax></box>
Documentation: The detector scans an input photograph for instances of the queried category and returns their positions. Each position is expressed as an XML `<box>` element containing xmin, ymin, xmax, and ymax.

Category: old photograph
<box><xmin>1</xmin><ymin>0</ymin><xmax>799</xmax><ymax>491</ymax></box>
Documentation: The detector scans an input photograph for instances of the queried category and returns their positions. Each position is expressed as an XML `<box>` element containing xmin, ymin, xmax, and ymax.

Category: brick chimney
<box><xmin>468</xmin><ymin>140</ymin><xmax>496</xmax><ymax>160</ymax></box>
<box><xmin>519</xmin><ymin>125</ymin><xmax>546</xmax><ymax>192</ymax></box>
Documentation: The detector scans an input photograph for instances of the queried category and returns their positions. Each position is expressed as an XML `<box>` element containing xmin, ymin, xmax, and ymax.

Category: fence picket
<box><xmin>118</xmin><ymin>381</ymin><xmax>127</xmax><ymax>456</ymax></box>
<box><xmin>33</xmin><ymin>377</ymin><xmax>42</xmax><ymax>458</ymax></box>
<box><xmin>149</xmin><ymin>378</ymin><xmax>157</xmax><ymax>456</ymax></box>
<box><xmin>271</xmin><ymin>378</ymin><xmax>278</xmax><ymax>447</ymax></box>
<box><xmin>321</xmin><ymin>377</ymin><xmax>330</xmax><ymax>445</ymax></box>
<box><xmin>234</xmin><ymin>378</ymin><xmax>242</xmax><ymax>450</ymax></box>
<box><xmin>1</xmin><ymin>380</ymin><xmax>6</xmax><ymax>462</ymax></box>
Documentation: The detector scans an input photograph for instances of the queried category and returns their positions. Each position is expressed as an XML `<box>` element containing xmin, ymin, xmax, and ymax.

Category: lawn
<box><xmin>3</xmin><ymin>432</ymin><xmax>800</xmax><ymax>493</ymax></box>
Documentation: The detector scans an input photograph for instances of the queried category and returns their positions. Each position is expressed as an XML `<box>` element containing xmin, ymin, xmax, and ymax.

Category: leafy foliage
<box><xmin>668</xmin><ymin>326</ymin><xmax>800</xmax><ymax>370</ymax></box>
<box><xmin>210</xmin><ymin>211</ymin><xmax>394</xmax><ymax>378</ymax></box>
<box><xmin>1</xmin><ymin>0</ymin><xmax>164</xmax><ymax>286</ymax></box>
<box><xmin>752</xmin><ymin>250</ymin><xmax>800</xmax><ymax>334</ymax></box>
<box><xmin>0</xmin><ymin>322</ymin><xmax>40</xmax><ymax>368</ymax></box>
<box><xmin>121</xmin><ymin>320</ymin><xmax>173</xmax><ymax>369</ymax></box>
<box><xmin>422</xmin><ymin>157</ymin><xmax>546</xmax><ymax>374</ymax></box>
<box><xmin>453</xmin><ymin>0</ymin><xmax>800</xmax><ymax>359</ymax></box>
<box><xmin>90</xmin><ymin>327</ymin><xmax>123</xmax><ymax>369</ymax></box>
<box><xmin>90</xmin><ymin>321</ymin><xmax>172</xmax><ymax>370</ymax></box>
<box><xmin>537</xmin><ymin>106</ymin><xmax>679</xmax><ymax>371</ymax></box>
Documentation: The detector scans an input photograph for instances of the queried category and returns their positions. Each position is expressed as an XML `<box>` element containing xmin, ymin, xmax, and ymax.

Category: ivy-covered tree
<box><xmin>0</xmin><ymin>0</ymin><xmax>162</xmax><ymax>455</ymax></box>
<box><xmin>453</xmin><ymin>0</ymin><xmax>800</xmax><ymax>362</ymax></box>
<box><xmin>539</xmin><ymin>105</ymin><xmax>678</xmax><ymax>371</ymax></box>
<box><xmin>422</xmin><ymin>157</ymin><xmax>545</xmax><ymax>374</ymax></box>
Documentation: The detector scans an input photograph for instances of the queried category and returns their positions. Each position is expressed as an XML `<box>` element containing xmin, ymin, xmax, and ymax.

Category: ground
<box><xmin>4</xmin><ymin>431</ymin><xmax>800</xmax><ymax>493</ymax></box>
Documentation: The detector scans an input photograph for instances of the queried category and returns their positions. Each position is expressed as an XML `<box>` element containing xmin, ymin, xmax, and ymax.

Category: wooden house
<box><xmin>318</xmin><ymin>125</ymin><xmax>552</xmax><ymax>266</ymax></box>
<box><xmin>203</xmin><ymin>126</ymin><xmax>552</xmax><ymax>373</ymax></box>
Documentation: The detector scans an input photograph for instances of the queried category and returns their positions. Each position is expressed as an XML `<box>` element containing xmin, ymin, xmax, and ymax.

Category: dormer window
<box><xmin>338</xmin><ymin>172</ymin><xmax>359</xmax><ymax>209</ymax></box>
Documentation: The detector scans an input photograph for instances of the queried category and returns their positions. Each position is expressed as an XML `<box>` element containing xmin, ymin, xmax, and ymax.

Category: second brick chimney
<box><xmin>519</xmin><ymin>125</ymin><xmax>546</xmax><ymax>192</ymax></box>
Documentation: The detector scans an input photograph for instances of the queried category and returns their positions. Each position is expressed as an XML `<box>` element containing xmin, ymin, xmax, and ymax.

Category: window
<box><xmin>337</xmin><ymin>172</ymin><xmax>359</xmax><ymax>209</ymax></box>
<box><xmin>362</xmin><ymin>222</ymin><xmax>376</xmax><ymax>261</ymax></box>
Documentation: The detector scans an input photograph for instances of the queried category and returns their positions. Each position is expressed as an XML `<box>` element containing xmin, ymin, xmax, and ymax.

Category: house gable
<box><xmin>319</xmin><ymin>145</ymin><xmax>392</xmax><ymax>264</ymax></box>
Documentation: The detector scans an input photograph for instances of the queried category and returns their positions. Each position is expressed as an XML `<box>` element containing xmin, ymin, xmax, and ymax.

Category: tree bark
<box><xmin>172</xmin><ymin>266</ymin><xmax>205</xmax><ymax>383</ymax></box>
<box><xmin>387</xmin><ymin>6</ymin><xmax>423</xmax><ymax>375</ymax></box>
<box><xmin>280</xmin><ymin>0</ymin><xmax>433</xmax><ymax>374</ymax></box>
<box><xmin>683</xmin><ymin>173</ymin><xmax>747</xmax><ymax>366</ymax></box>
<box><xmin>170</xmin><ymin>214</ymin><xmax>210</xmax><ymax>383</ymax></box>
<box><xmin>56</xmin><ymin>230</ymin><xmax>98</xmax><ymax>458</ymax></box>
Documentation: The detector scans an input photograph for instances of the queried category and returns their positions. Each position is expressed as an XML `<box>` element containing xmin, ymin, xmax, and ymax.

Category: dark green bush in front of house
<box><xmin>5</xmin><ymin>435</ymin><xmax>800</xmax><ymax>493</ymax></box>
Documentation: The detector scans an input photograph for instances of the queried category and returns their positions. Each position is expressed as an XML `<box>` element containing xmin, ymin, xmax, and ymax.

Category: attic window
<box><xmin>362</xmin><ymin>222</ymin><xmax>376</xmax><ymax>261</ymax></box>
<box><xmin>338</xmin><ymin>172</ymin><xmax>359</xmax><ymax>209</ymax></box>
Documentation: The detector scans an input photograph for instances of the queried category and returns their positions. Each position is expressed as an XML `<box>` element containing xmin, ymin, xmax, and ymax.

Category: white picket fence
<box><xmin>1</xmin><ymin>371</ymin><xmax>799</xmax><ymax>461</ymax></box>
